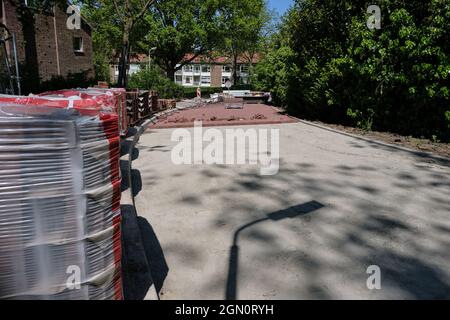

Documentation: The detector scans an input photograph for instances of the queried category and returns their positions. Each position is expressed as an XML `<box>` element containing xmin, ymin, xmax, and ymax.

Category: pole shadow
<box><xmin>225</xmin><ymin>201</ymin><xmax>325</xmax><ymax>300</ymax></box>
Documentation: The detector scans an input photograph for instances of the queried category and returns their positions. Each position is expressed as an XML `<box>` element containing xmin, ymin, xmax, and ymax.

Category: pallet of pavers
<box><xmin>0</xmin><ymin>95</ymin><xmax>122</xmax><ymax>300</ymax></box>
<box><xmin>38</xmin><ymin>88</ymin><xmax>128</xmax><ymax>137</ymax></box>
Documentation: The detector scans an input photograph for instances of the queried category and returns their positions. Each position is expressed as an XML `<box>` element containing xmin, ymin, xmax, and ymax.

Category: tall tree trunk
<box><xmin>166</xmin><ymin>68</ymin><xmax>175</xmax><ymax>82</ymax></box>
<box><xmin>166</xmin><ymin>60</ymin><xmax>179</xmax><ymax>81</ymax></box>
<box><xmin>232</xmin><ymin>51</ymin><xmax>238</xmax><ymax>86</ymax></box>
<box><xmin>118</xmin><ymin>19</ymin><xmax>132</xmax><ymax>88</ymax></box>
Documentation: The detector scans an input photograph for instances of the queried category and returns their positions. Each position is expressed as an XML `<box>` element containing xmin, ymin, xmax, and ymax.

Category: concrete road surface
<box><xmin>131</xmin><ymin>121</ymin><xmax>450</xmax><ymax>300</ymax></box>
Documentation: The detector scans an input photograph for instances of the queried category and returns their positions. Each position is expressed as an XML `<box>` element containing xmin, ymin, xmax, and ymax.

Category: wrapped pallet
<box><xmin>0</xmin><ymin>98</ymin><xmax>122</xmax><ymax>300</ymax></box>
<box><xmin>38</xmin><ymin>88</ymin><xmax>128</xmax><ymax>137</ymax></box>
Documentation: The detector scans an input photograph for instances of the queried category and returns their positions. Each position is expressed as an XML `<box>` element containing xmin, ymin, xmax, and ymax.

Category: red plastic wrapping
<box><xmin>38</xmin><ymin>88</ymin><xmax>128</xmax><ymax>136</ymax></box>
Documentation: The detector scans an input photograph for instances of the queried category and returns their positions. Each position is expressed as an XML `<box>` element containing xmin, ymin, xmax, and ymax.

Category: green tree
<box><xmin>138</xmin><ymin>0</ymin><xmax>225</xmax><ymax>80</ymax></box>
<box><xmin>128</xmin><ymin>64</ymin><xmax>184</xmax><ymax>98</ymax></box>
<box><xmin>255</xmin><ymin>0</ymin><xmax>450</xmax><ymax>140</ymax></box>
<box><xmin>81</xmin><ymin>0</ymin><xmax>157</xmax><ymax>87</ymax></box>
<box><xmin>219</xmin><ymin>0</ymin><xmax>267</xmax><ymax>84</ymax></box>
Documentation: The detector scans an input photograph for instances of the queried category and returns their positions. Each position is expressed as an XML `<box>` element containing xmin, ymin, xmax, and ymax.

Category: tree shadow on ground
<box><xmin>134</xmin><ymin>125</ymin><xmax>450</xmax><ymax>299</ymax></box>
<box><xmin>200</xmin><ymin>160</ymin><xmax>450</xmax><ymax>299</ymax></box>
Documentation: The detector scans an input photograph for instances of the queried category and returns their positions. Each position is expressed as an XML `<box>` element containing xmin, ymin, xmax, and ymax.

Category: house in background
<box><xmin>175</xmin><ymin>54</ymin><xmax>260</xmax><ymax>87</ymax></box>
<box><xmin>108</xmin><ymin>53</ymin><xmax>260</xmax><ymax>87</ymax></box>
<box><xmin>109</xmin><ymin>54</ymin><xmax>149</xmax><ymax>84</ymax></box>
<box><xmin>0</xmin><ymin>0</ymin><xmax>94</xmax><ymax>93</ymax></box>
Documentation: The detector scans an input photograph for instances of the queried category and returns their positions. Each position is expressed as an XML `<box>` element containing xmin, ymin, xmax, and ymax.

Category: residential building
<box><xmin>108</xmin><ymin>53</ymin><xmax>260</xmax><ymax>87</ymax></box>
<box><xmin>0</xmin><ymin>0</ymin><xmax>94</xmax><ymax>93</ymax></box>
<box><xmin>109</xmin><ymin>54</ymin><xmax>149</xmax><ymax>84</ymax></box>
<box><xmin>174</xmin><ymin>54</ymin><xmax>259</xmax><ymax>87</ymax></box>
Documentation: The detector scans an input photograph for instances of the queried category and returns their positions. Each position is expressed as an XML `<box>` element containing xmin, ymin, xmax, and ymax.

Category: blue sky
<box><xmin>267</xmin><ymin>0</ymin><xmax>293</xmax><ymax>15</ymax></box>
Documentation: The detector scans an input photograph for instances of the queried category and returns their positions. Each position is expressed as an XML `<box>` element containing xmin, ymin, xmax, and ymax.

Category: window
<box><xmin>222</xmin><ymin>65</ymin><xmax>231</xmax><ymax>73</ymax></box>
<box><xmin>201</xmin><ymin>76</ymin><xmax>211</xmax><ymax>84</ymax></box>
<box><xmin>129</xmin><ymin>64</ymin><xmax>140</xmax><ymax>75</ymax></box>
<box><xmin>183</xmin><ymin>65</ymin><xmax>192</xmax><ymax>72</ymax></box>
<box><xmin>73</xmin><ymin>37</ymin><xmax>83</xmax><ymax>53</ymax></box>
<box><xmin>175</xmin><ymin>75</ymin><xmax>182</xmax><ymax>84</ymax></box>
<box><xmin>240</xmin><ymin>65</ymin><xmax>249</xmax><ymax>74</ymax></box>
<box><xmin>193</xmin><ymin>76</ymin><xmax>201</xmax><ymax>85</ymax></box>
<box><xmin>201</xmin><ymin>65</ymin><xmax>211</xmax><ymax>73</ymax></box>
<box><xmin>184</xmin><ymin>76</ymin><xmax>192</xmax><ymax>84</ymax></box>
<box><xmin>193</xmin><ymin>65</ymin><xmax>201</xmax><ymax>73</ymax></box>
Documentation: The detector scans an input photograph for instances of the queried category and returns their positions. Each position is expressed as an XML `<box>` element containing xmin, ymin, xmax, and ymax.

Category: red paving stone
<box><xmin>149</xmin><ymin>103</ymin><xmax>298</xmax><ymax>129</ymax></box>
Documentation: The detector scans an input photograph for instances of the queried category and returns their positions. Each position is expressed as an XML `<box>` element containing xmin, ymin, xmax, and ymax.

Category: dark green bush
<box><xmin>127</xmin><ymin>66</ymin><xmax>184</xmax><ymax>99</ymax></box>
<box><xmin>31</xmin><ymin>71</ymin><xmax>96</xmax><ymax>94</ymax></box>
<box><xmin>254</xmin><ymin>0</ymin><xmax>450</xmax><ymax>142</ymax></box>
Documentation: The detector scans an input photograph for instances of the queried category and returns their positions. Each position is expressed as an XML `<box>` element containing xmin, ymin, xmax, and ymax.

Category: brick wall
<box><xmin>1</xmin><ymin>0</ymin><xmax>93</xmax><ymax>91</ymax></box>
<box><xmin>211</xmin><ymin>65</ymin><xmax>222</xmax><ymax>87</ymax></box>
<box><xmin>53</xmin><ymin>3</ymin><xmax>93</xmax><ymax>80</ymax></box>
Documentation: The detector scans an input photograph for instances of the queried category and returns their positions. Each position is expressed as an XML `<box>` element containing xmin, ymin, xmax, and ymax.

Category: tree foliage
<box><xmin>127</xmin><ymin>64</ymin><xmax>184</xmax><ymax>98</ymax></box>
<box><xmin>81</xmin><ymin>0</ymin><xmax>157</xmax><ymax>87</ymax></box>
<box><xmin>217</xmin><ymin>0</ymin><xmax>267</xmax><ymax>84</ymax></box>
<box><xmin>138</xmin><ymin>0</ymin><xmax>225</xmax><ymax>80</ymax></box>
<box><xmin>83</xmin><ymin>0</ymin><xmax>268</xmax><ymax>84</ymax></box>
<box><xmin>254</xmin><ymin>0</ymin><xmax>450</xmax><ymax>141</ymax></box>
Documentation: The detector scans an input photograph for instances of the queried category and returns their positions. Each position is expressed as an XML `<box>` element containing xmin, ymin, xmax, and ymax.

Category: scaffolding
<box><xmin>0</xmin><ymin>23</ymin><xmax>21</xmax><ymax>95</ymax></box>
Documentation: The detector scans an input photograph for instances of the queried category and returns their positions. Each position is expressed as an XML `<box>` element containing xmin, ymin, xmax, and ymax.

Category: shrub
<box><xmin>254</xmin><ymin>0</ymin><xmax>450</xmax><ymax>142</ymax></box>
<box><xmin>128</xmin><ymin>65</ymin><xmax>184</xmax><ymax>99</ymax></box>
<box><xmin>36</xmin><ymin>71</ymin><xmax>96</xmax><ymax>94</ymax></box>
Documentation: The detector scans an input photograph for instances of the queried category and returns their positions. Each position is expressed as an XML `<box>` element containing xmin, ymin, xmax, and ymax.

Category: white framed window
<box><xmin>128</xmin><ymin>64</ymin><xmax>140</xmax><ymax>75</ymax></box>
<box><xmin>201</xmin><ymin>65</ymin><xmax>211</xmax><ymax>73</ymax></box>
<box><xmin>240</xmin><ymin>65</ymin><xmax>249</xmax><ymax>73</ymax></box>
<box><xmin>193</xmin><ymin>76</ymin><xmax>201</xmax><ymax>85</ymax></box>
<box><xmin>184</xmin><ymin>76</ymin><xmax>192</xmax><ymax>84</ymax></box>
<box><xmin>201</xmin><ymin>76</ymin><xmax>211</xmax><ymax>84</ymax></box>
<box><xmin>222</xmin><ymin>65</ymin><xmax>231</xmax><ymax>73</ymax></box>
<box><xmin>184</xmin><ymin>65</ymin><xmax>192</xmax><ymax>72</ymax></box>
<box><xmin>175</xmin><ymin>75</ymin><xmax>182</xmax><ymax>84</ymax></box>
<box><xmin>73</xmin><ymin>37</ymin><xmax>84</xmax><ymax>53</ymax></box>
<box><xmin>193</xmin><ymin>65</ymin><xmax>201</xmax><ymax>73</ymax></box>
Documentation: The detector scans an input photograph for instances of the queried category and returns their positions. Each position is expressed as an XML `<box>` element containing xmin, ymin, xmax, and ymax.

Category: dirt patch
<box><xmin>149</xmin><ymin>103</ymin><xmax>297</xmax><ymax>129</ymax></box>
<box><xmin>310</xmin><ymin>121</ymin><xmax>450</xmax><ymax>158</ymax></box>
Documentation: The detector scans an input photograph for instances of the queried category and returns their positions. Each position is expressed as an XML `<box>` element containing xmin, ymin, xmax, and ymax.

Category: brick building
<box><xmin>175</xmin><ymin>54</ymin><xmax>260</xmax><ymax>88</ymax></box>
<box><xmin>0</xmin><ymin>0</ymin><xmax>94</xmax><ymax>93</ymax></box>
<box><xmin>109</xmin><ymin>53</ymin><xmax>260</xmax><ymax>88</ymax></box>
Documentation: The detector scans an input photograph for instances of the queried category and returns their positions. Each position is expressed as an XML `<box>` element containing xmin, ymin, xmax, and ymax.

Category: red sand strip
<box><xmin>149</xmin><ymin>103</ymin><xmax>298</xmax><ymax>129</ymax></box>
